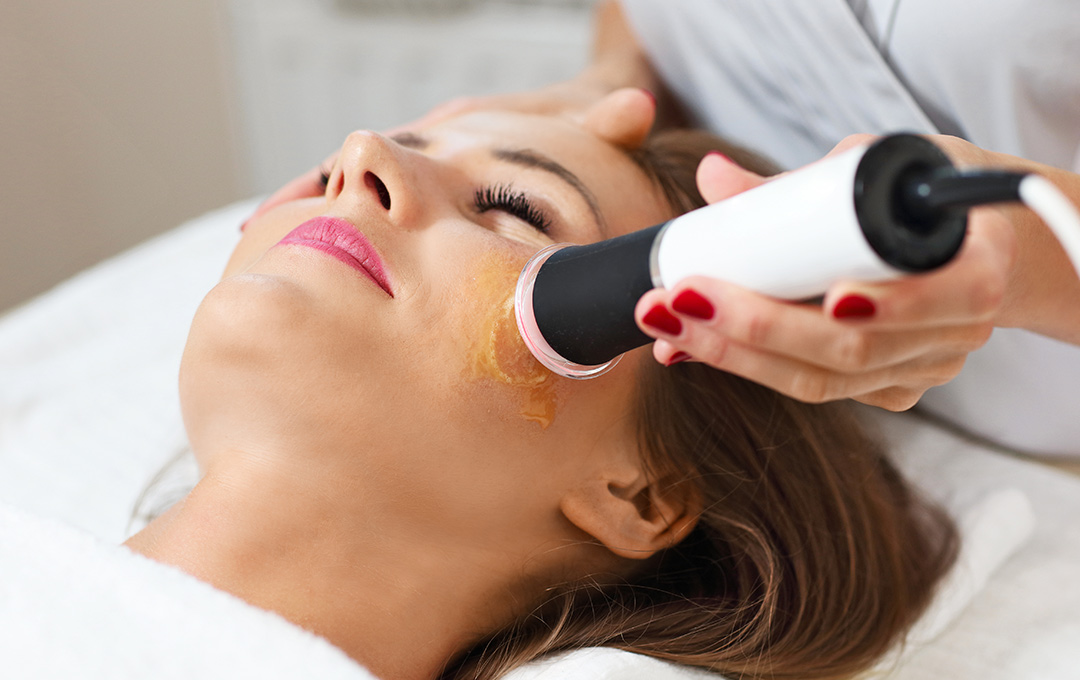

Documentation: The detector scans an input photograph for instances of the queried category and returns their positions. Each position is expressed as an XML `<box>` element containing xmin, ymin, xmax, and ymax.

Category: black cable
<box><xmin>899</xmin><ymin>170</ymin><xmax>1028</xmax><ymax>222</ymax></box>
<box><xmin>905</xmin><ymin>169</ymin><xmax>1028</xmax><ymax>212</ymax></box>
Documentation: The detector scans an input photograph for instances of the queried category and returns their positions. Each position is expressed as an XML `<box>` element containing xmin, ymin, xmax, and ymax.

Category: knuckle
<box><xmin>965</xmin><ymin>322</ymin><xmax>995</xmax><ymax>350</ymax></box>
<box><xmin>833</xmin><ymin>330</ymin><xmax>873</xmax><ymax>371</ymax></box>
<box><xmin>968</xmin><ymin>273</ymin><xmax>1007</xmax><ymax>319</ymax></box>
<box><xmin>927</xmin><ymin>356</ymin><xmax>967</xmax><ymax>387</ymax></box>
<box><xmin>742</xmin><ymin>311</ymin><xmax>774</xmax><ymax>347</ymax></box>
<box><xmin>688</xmin><ymin>332</ymin><xmax>729</xmax><ymax>369</ymax></box>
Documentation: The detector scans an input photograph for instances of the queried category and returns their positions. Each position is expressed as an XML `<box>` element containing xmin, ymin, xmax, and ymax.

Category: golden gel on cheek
<box><xmin>465</xmin><ymin>251</ymin><xmax>558</xmax><ymax>428</ymax></box>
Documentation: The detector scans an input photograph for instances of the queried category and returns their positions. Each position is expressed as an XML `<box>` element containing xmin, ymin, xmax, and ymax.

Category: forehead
<box><xmin>421</xmin><ymin>111</ymin><xmax>674</xmax><ymax>238</ymax></box>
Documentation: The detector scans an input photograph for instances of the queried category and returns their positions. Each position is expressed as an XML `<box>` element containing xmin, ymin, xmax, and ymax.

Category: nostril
<box><xmin>365</xmin><ymin>171</ymin><xmax>392</xmax><ymax>210</ymax></box>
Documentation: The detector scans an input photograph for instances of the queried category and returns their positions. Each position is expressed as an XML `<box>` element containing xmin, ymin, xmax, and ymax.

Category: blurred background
<box><xmin>0</xmin><ymin>0</ymin><xmax>594</xmax><ymax>314</ymax></box>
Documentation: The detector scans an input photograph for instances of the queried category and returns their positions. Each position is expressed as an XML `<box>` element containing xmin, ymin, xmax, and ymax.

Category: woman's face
<box><xmin>180</xmin><ymin>98</ymin><xmax>672</xmax><ymax>561</ymax></box>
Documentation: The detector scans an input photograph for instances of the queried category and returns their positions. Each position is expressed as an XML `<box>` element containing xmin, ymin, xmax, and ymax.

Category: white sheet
<box><xmin>1</xmin><ymin>201</ymin><xmax>1078</xmax><ymax>679</ymax></box>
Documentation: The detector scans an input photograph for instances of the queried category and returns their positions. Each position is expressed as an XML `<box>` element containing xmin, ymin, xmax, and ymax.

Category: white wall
<box><xmin>0</xmin><ymin>0</ymin><xmax>594</xmax><ymax>314</ymax></box>
<box><xmin>228</xmin><ymin>0</ymin><xmax>594</xmax><ymax>194</ymax></box>
<box><xmin>0</xmin><ymin>0</ymin><xmax>245</xmax><ymax>314</ymax></box>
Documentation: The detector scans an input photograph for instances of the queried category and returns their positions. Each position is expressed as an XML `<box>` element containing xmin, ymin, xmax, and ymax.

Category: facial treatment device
<box><xmin>515</xmin><ymin>133</ymin><xmax>1080</xmax><ymax>379</ymax></box>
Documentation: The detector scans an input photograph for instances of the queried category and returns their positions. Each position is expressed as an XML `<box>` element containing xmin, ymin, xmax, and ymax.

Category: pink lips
<box><xmin>277</xmin><ymin>216</ymin><xmax>394</xmax><ymax>297</ymax></box>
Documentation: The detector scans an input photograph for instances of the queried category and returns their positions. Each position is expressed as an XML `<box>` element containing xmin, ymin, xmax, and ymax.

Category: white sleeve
<box><xmin>842</xmin><ymin>0</ymin><xmax>1080</xmax><ymax>456</ymax></box>
<box><xmin>875</xmin><ymin>0</ymin><xmax>1080</xmax><ymax>172</ymax></box>
<box><xmin>620</xmin><ymin>0</ymin><xmax>1080</xmax><ymax>455</ymax></box>
<box><xmin>919</xmin><ymin>330</ymin><xmax>1080</xmax><ymax>458</ymax></box>
<box><xmin>618</xmin><ymin>0</ymin><xmax>937</xmax><ymax>170</ymax></box>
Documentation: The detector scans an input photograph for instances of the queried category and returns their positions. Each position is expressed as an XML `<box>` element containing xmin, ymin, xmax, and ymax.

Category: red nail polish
<box><xmin>239</xmin><ymin>219</ymin><xmax>250</xmax><ymax>233</ymax></box>
<box><xmin>641</xmin><ymin>88</ymin><xmax>657</xmax><ymax>106</ymax></box>
<box><xmin>672</xmin><ymin>289</ymin><xmax>715</xmax><ymax>320</ymax></box>
<box><xmin>667</xmin><ymin>351</ymin><xmax>691</xmax><ymax>366</ymax></box>
<box><xmin>706</xmin><ymin>151</ymin><xmax>732</xmax><ymax>163</ymax></box>
<box><xmin>833</xmin><ymin>295</ymin><xmax>876</xmax><ymax>319</ymax></box>
<box><xmin>643</xmin><ymin>305</ymin><xmax>683</xmax><ymax>335</ymax></box>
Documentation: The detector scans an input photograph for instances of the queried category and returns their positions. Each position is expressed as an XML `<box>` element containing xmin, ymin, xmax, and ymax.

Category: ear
<box><xmin>580</xmin><ymin>88</ymin><xmax>657</xmax><ymax>150</ymax></box>
<box><xmin>560</xmin><ymin>464</ymin><xmax>701</xmax><ymax>561</ymax></box>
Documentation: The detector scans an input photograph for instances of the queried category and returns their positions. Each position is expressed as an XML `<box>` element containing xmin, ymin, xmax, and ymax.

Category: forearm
<box><xmin>581</xmin><ymin>1</ymin><xmax>657</xmax><ymax>91</ymax></box>
<box><xmin>579</xmin><ymin>1</ymin><xmax>686</xmax><ymax>128</ymax></box>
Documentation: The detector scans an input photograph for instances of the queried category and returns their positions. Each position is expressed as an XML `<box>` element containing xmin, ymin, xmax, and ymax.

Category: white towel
<box><xmin>0</xmin><ymin>502</ymin><xmax>377</xmax><ymax>680</ymax></box>
<box><xmin>0</xmin><ymin>485</ymin><xmax>1035</xmax><ymax>680</ymax></box>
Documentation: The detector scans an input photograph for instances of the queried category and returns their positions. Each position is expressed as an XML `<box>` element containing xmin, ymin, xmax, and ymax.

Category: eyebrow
<box><xmin>492</xmin><ymin>148</ymin><xmax>607</xmax><ymax>237</ymax></box>
<box><xmin>389</xmin><ymin>132</ymin><xmax>607</xmax><ymax>236</ymax></box>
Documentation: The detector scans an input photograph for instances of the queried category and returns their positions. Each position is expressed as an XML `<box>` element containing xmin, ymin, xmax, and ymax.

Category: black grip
<box><xmin>531</xmin><ymin>224</ymin><xmax>664</xmax><ymax>366</ymax></box>
<box><xmin>854</xmin><ymin>134</ymin><xmax>967</xmax><ymax>272</ymax></box>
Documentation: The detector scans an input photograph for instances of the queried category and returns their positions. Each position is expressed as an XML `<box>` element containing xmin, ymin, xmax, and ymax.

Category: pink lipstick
<box><xmin>277</xmin><ymin>216</ymin><xmax>393</xmax><ymax>296</ymax></box>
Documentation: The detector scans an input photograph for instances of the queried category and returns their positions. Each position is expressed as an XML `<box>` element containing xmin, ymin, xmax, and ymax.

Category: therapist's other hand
<box><xmin>240</xmin><ymin>152</ymin><xmax>339</xmax><ymax>231</ymax></box>
<box><xmin>394</xmin><ymin>78</ymin><xmax>612</xmax><ymax>133</ymax></box>
<box><xmin>635</xmin><ymin>140</ymin><xmax>1018</xmax><ymax>411</ymax></box>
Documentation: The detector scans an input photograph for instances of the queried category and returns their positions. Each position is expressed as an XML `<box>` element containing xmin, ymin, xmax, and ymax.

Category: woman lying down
<box><xmin>97</xmin><ymin>90</ymin><xmax>957</xmax><ymax>679</ymax></box>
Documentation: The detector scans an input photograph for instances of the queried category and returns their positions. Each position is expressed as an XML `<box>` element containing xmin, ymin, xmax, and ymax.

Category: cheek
<box><xmin>456</xmin><ymin>249</ymin><xmax>560</xmax><ymax>429</ymax></box>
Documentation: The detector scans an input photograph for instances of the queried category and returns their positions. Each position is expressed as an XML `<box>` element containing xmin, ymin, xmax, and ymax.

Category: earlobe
<box><xmin>581</xmin><ymin>88</ymin><xmax>657</xmax><ymax>150</ymax></box>
<box><xmin>560</xmin><ymin>471</ymin><xmax>701</xmax><ymax>561</ymax></box>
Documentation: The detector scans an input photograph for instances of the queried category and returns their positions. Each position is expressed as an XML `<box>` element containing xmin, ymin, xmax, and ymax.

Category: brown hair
<box><xmin>441</xmin><ymin>131</ymin><xmax>958</xmax><ymax>680</ymax></box>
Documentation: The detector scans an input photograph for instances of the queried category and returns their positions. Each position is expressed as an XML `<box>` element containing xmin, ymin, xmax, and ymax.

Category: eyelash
<box><xmin>318</xmin><ymin>170</ymin><xmax>551</xmax><ymax>235</ymax></box>
<box><xmin>473</xmin><ymin>184</ymin><xmax>552</xmax><ymax>234</ymax></box>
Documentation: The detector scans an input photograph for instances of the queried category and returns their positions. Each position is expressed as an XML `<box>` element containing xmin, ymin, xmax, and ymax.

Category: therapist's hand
<box><xmin>396</xmin><ymin>77</ymin><xmax>614</xmax><ymax>133</ymax></box>
<box><xmin>240</xmin><ymin>151</ymin><xmax>339</xmax><ymax>232</ymax></box>
<box><xmin>635</xmin><ymin>135</ymin><xmax>1019</xmax><ymax>411</ymax></box>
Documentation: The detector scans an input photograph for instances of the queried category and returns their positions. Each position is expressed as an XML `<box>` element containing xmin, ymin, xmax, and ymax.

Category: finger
<box><xmin>389</xmin><ymin>97</ymin><xmax>479</xmax><ymax>134</ymax></box>
<box><xmin>824</xmin><ymin>207</ymin><xmax>1017</xmax><ymax>328</ymax></box>
<box><xmin>245</xmin><ymin>152</ymin><xmax>338</xmax><ymax>228</ymax></box>
<box><xmin>655</xmin><ymin>321</ymin><xmax>967</xmax><ymax>407</ymax></box>
<box><xmin>849</xmin><ymin>353</ymin><xmax>971</xmax><ymax>411</ymax></box>
<box><xmin>823</xmin><ymin>133</ymin><xmax>880</xmax><ymax>159</ymax></box>
<box><xmin>651</xmin><ymin>337</ymin><xmax>693</xmax><ymax>366</ymax></box>
<box><xmin>582</xmin><ymin>88</ymin><xmax>656</xmax><ymax>149</ymax></box>
<box><xmin>693</xmin><ymin>135</ymin><xmax>877</xmax><ymax>209</ymax></box>
<box><xmin>639</xmin><ymin>280</ymin><xmax>993</xmax><ymax>375</ymax></box>
<box><xmin>695</xmin><ymin>152</ymin><xmax>767</xmax><ymax>204</ymax></box>
<box><xmin>851</xmin><ymin>385</ymin><xmax>926</xmax><ymax>412</ymax></box>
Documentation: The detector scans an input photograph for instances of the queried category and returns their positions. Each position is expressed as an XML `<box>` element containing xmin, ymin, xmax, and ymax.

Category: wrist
<box><xmin>986</xmin><ymin>159</ymin><xmax>1080</xmax><ymax>344</ymax></box>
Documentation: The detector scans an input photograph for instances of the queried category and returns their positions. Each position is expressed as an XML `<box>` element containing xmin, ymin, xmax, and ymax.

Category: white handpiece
<box><xmin>653</xmin><ymin>144</ymin><xmax>894</xmax><ymax>299</ymax></box>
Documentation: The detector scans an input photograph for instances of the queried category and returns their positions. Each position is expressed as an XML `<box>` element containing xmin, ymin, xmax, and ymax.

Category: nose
<box><xmin>326</xmin><ymin>131</ymin><xmax>418</xmax><ymax>225</ymax></box>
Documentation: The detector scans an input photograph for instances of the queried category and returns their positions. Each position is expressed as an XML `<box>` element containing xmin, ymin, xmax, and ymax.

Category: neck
<box><xmin>124</xmin><ymin>454</ymin><xmax>523</xmax><ymax>680</ymax></box>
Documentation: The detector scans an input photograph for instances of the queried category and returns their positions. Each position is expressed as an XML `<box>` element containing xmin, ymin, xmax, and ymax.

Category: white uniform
<box><xmin>620</xmin><ymin>0</ymin><xmax>1080</xmax><ymax>456</ymax></box>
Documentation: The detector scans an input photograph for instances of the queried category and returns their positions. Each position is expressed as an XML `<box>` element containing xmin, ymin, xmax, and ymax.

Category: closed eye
<box><xmin>473</xmin><ymin>184</ymin><xmax>552</xmax><ymax>234</ymax></box>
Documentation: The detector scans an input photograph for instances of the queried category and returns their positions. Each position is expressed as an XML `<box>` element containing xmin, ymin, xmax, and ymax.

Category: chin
<box><xmin>178</xmin><ymin>273</ymin><xmax>323</xmax><ymax>448</ymax></box>
<box><xmin>193</xmin><ymin>273</ymin><xmax>320</xmax><ymax>355</ymax></box>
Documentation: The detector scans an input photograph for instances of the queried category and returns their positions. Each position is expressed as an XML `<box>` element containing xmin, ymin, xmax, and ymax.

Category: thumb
<box><xmin>696</xmin><ymin>152</ymin><xmax>769</xmax><ymax>204</ymax></box>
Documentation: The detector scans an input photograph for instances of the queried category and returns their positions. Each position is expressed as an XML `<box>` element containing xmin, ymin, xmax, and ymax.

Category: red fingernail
<box><xmin>672</xmin><ymin>289</ymin><xmax>715</xmax><ymax>320</ymax></box>
<box><xmin>833</xmin><ymin>295</ymin><xmax>876</xmax><ymax>319</ymax></box>
<box><xmin>643</xmin><ymin>305</ymin><xmax>683</xmax><ymax>335</ymax></box>
<box><xmin>641</xmin><ymin>88</ymin><xmax>657</xmax><ymax>106</ymax></box>
<box><xmin>239</xmin><ymin>219</ymin><xmax>250</xmax><ymax>233</ymax></box>
<box><xmin>706</xmin><ymin>151</ymin><xmax>732</xmax><ymax>163</ymax></box>
<box><xmin>667</xmin><ymin>351</ymin><xmax>691</xmax><ymax>366</ymax></box>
